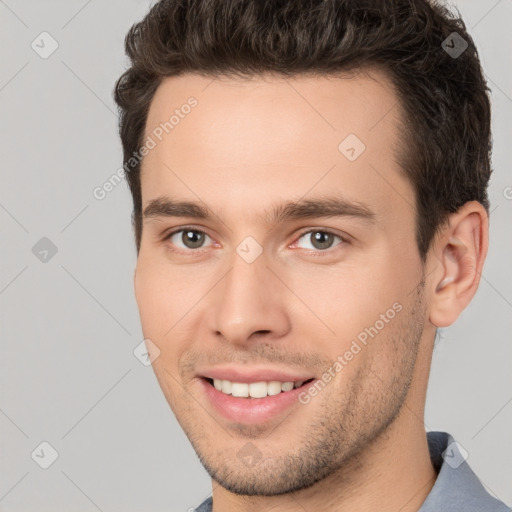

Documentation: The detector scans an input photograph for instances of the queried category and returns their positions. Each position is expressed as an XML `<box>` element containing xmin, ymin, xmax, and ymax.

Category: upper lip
<box><xmin>197</xmin><ymin>366</ymin><xmax>315</xmax><ymax>383</ymax></box>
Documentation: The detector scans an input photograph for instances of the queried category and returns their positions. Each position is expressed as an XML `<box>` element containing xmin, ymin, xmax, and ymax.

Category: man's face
<box><xmin>135</xmin><ymin>71</ymin><xmax>432</xmax><ymax>495</ymax></box>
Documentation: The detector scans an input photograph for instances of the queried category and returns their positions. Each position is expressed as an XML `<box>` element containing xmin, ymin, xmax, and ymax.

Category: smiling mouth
<box><xmin>203</xmin><ymin>377</ymin><xmax>315</xmax><ymax>399</ymax></box>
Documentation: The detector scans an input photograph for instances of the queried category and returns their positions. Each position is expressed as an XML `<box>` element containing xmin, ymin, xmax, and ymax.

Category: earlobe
<box><xmin>429</xmin><ymin>201</ymin><xmax>488</xmax><ymax>328</ymax></box>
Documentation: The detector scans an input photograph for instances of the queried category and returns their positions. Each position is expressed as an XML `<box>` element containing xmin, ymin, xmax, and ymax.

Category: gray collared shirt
<box><xmin>194</xmin><ymin>431</ymin><xmax>510</xmax><ymax>511</ymax></box>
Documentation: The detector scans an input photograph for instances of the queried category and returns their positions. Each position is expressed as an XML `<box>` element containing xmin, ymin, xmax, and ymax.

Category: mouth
<box><xmin>202</xmin><ymin>377</ymin><xmax>315</xmax><ymax>399</ymax></box>
<box><xmin>198</xmin><ymin>375</ymin><xmax>318</xmax><ymax>424</ymax></box>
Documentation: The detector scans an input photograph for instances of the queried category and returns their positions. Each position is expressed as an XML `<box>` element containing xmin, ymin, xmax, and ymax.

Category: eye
<box><xmin>162</xmin><ymin>227</ymin><xmax>347</xmax><ymax>255</ymax></box>
<box><xmin>293</xmin><ymin>229</ymin><xmax>346</xmax><ymax>252</ymax></box>
<box><xmin>164</xmin><ymin>227</ymin><xmax>213</xmax><ymax>251</ymax></box>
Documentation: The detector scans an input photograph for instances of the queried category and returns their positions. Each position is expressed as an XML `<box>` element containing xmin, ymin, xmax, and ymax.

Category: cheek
<box><xmin>134</xmin><ymin>258</ymin><xmax>183</xmax><ymax>340</ymax></box>
<box><xmin>134</xmin><ymin>263</ymin><xmax>190</xmax><ymax>398</ymax></box>
<box><xmin>134</xmin><ymin>257</ymin><xmax>206</xmax><ymax>371</ymax></box>
<box><xmin>289</xmin><ymin>263</ymin><xmax>397</xmax><ymax>334</ymax></box>
<box><xmin>285</xmin><ymin>254</ymin><xmax>414</xmax><ymax>374</ymax></box>
<box><xmin>135</xmin><ymin>269</ymin><xmax>163</xmax><ymax>334</ymax></box>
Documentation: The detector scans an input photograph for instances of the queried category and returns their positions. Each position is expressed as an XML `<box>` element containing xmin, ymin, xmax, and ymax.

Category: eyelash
<box><xmin>162</xmin><ymin>226</ymin><xmax>348</xmax><ymax>256</ymax></box>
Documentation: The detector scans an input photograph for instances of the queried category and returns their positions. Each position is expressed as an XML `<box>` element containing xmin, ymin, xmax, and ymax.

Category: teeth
<box><xmin>249</xmin><ymin>382</ymin><xmax>267</xmax><ymax>398</ymax></box>
<box><xmin>221</xmin><ymin>380</ymin><xmax>232</xmax><ymax>394</ymax></box>
<box><xmin>267</xmin><ymin>381</ymin><xmax>282</xmax><ymax>396</ymax></box>
<box><xmin>281</xmin><ymin>381</ymin><xmax>294</xmax><ymax>391</ymax></box>
<box><xmin>211</xmin><ymin>378</ymin><xmax>307</xmax><ymax>398</ymax></box>
<box><xmin>231</xmin><ymin>382</ymin><xmax>249</xmax><ymax>397</ymax></box>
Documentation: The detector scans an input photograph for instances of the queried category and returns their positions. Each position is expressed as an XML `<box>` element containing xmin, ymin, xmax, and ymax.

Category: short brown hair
<box><xmin>114</xmin><ymin>0</ymin><xmax>492</xmax><ymax>258</ymax></box>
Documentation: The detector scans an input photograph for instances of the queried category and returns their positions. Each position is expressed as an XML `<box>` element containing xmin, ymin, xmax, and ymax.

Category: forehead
<box><xmin>140</xmin><ymin>70</ymin><xmax>412</xmax><ymax>226</ymax></box>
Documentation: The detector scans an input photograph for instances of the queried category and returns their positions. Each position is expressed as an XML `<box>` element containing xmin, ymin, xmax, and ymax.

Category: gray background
<box><xmin>0</xmin><ymin>1</ymin><xmax>510</xmax><ymax>511</ymax></box>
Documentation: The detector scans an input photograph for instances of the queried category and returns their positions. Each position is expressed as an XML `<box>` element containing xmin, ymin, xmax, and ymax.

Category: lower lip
<box><xmin>199</xmin><ymin>378</ymin><xmax>315</xmax><ymax>424</ymax></box>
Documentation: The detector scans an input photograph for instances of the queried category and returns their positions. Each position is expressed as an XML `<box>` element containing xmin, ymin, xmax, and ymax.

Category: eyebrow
<box><xmin>143</xmin><ymin>196</ymin><xmax>376</xmax><ymax>226</ymax></box>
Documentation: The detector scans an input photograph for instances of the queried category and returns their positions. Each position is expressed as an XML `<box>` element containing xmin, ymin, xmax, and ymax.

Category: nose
<box><xmin>209</xmin><ymin>249</ymin><xmax>291</xmax><ymax>348</ymax></box>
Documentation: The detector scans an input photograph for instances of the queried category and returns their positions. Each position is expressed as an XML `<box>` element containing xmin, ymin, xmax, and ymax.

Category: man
<box><xmin>114</xmin><ymin>1</ymin><xmax>509</xmax><ymax>510</ymax></box>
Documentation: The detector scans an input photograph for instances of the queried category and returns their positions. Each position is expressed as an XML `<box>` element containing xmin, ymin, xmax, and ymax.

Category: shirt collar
<box><xmin>419</xmin><ymin>431</ymin><xmax>508</xmax><ymax>511</ymax></box>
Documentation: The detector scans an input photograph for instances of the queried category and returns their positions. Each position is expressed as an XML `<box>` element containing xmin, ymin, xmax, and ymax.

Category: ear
<box><xmin>428</xmin><ymin>201</ymin><xmax>489</xmax><ymax>328</ymax></box>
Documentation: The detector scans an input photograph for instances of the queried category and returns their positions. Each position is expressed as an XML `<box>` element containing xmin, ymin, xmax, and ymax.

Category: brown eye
<box><xmin>295</xmin><ymin>230</ymin><xmax>344</xmax><ymax>251</ymax></box>
<box><xmin>166</xmin><ymin>228</ymin><xmax>212</xmax><ymax>250</ymax></box>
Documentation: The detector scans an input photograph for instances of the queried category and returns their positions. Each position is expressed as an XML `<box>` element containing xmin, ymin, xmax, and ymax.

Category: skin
<box><xmin>134</xmin><ymin>70</ymin><xmax>488</xmax><ymax>512</ymax></box>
